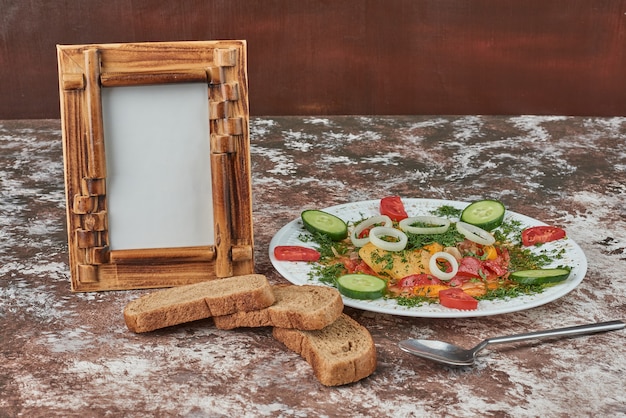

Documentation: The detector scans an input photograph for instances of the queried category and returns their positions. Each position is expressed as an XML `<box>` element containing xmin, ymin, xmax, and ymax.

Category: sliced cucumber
<box><xmin>510</xmin><ymin>268</ymin><xmax>571</xmax><ymax>285</ymax></box>
<box><xmin>301</xmin><ymin>210</ymin><xmax>348</xmax><ymax>241</ymax></box>
<box><xmin>461</xmin><ymin>199</ymin><xmax>506</xmax><ymax>231</ymax></box>
<box><xmin>337</xmin><ymin>274</ymin><xmax>386</xmax><ymax>300</ymax></box>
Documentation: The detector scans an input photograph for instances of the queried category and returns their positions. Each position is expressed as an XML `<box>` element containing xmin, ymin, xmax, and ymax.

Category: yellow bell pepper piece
<box><xmin>482</xmin><ymin>245</ymin><xmax>497</xmax><ymax>260</ymax></box>
<box><xmin>413</xmin><ymin>284</ymin><xmax>450</xmax><ymax>298</ymax></box>
<box><xmin>422</xmin><ymin>242</ymin><xmax>444</xmax><ymax>255</ymax></box>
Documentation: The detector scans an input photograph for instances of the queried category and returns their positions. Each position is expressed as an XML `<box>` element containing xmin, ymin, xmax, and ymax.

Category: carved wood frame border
<box><xmin>57</xmin><ymin>40</ymin><xmax>254</xmax><ymax>291</ymax></box>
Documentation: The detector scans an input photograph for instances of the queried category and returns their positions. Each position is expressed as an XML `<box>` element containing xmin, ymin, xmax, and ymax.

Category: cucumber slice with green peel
<box><xmin>460</xmin><ymin>199</ymin><xmax>506</xmax><ymax>231</ymax></box>
<box><xmin>301</xmin><ymin>210</ymin><xmax>348</xmax><ymax>241</ymax></box>
<box><xmin>510</xmin><ymin>268</ymin><xmax>571</xmax><ymax>285</ymax></box>
<box><xmin>337</xmin><ymin>274</ymin><xmax>386</xmax><ymax>300</ymax></box>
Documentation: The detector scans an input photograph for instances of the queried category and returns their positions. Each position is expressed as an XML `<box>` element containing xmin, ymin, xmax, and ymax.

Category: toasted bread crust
<box><xmin>124</xmin><ymin>274</ymin><xmax>275</xmax><ymax>333</ymax></box>
<box><xmin>273</xmin><ymin>314</ymin><xmax>377</xmax><ymax>386</ymax></box>
<box><xmin>213</xmin><ymin>284</ymin><xmax>343</xmax><ymax>330</ymax></box>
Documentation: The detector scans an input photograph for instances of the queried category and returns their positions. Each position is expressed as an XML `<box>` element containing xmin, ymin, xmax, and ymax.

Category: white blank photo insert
<box><xmin>102</xmin><ymin>83</ymin><xmax>214</xmax><ymax>250</ymax></box>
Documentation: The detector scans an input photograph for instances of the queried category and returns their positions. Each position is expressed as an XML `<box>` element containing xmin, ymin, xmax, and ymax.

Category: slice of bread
<box><xmin>213</xmin><ymin>284</ymin><xmax>343</xmax><ymax>331</ymax></box>
<box><xmin>124</xmin><ymin>274</ymin><xmax>275</xmax><ymax>333</ymax></box>
<box><xmin>273</xmin><ymin>313</ymin><xmax>377</xmax><ymax>386</ymax></box>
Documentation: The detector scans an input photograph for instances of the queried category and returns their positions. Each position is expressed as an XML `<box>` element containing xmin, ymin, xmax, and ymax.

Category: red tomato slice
<box><xmin>273</xmin><ymin>246</ymin><xmax>321</xmax><ymax>262</ymax></box>
<box><xmin>339</xmin><ymin>258</ymin><xmax>377</xmax><ymax>275</ymax></box>
<box><xmin>438</xmin><ymin>288</ymin><xmax>479</xmax><ymax>310</ymax></box>
<box><xmin>352</xmin><ymin>260</ymin><xmax>378</xmax><ymax>276</ymax></box>
<box><xmin>483</xmin><ymin>258</ymin><xmax>508</xmax><ymax>276</ymax></box>
<box><xmin>398</xmin><ymin>273</ymin><xmax>442</xmax><ymax>288</ymax></box>
<box><xmin>380</xmin><ymin>196</ymin><xmax>408</xmax><ymax>222</ymax></box>
<box><xmin>448</xmin><ymin>275</ymin><xmax>472</xmax><ymax>287</ymax></box>
<box><xmin>341</xmin><ymin>257</ymin><xmax>357</xmax><ymax>272</ymax></box>
<box><xmin>456</xmin><ymin>257</ymin><xmax>484</xmax><ymax>278</ymax></box>
<box><xmin>521</xmin><ymin>226</ymin><xmax>566</xmax><ymax>246</ymax></box>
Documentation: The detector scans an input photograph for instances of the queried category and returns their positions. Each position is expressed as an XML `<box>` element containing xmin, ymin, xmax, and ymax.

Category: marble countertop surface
<box><xmin>1</xmin><ymin>116</ymin><xmax>625</xmax><ymax>417</ymax></box>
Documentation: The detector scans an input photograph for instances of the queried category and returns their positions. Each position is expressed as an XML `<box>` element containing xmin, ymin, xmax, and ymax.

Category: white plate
<box><xmin>269</xmin><ymin>199</ymin><xmax>587</xmax><ymax>318</ymax></box>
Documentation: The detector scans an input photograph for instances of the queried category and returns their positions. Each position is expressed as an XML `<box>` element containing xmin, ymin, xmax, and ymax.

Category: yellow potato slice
<box><xmin>358</xmin><ymin>242</ymin><xmax>430</xmax><ymax>280</ymax></box>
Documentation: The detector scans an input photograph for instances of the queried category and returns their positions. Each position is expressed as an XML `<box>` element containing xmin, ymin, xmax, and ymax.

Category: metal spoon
<box><xmin>399</xmin><ymin>320</ymin><xmax>625</xmax><ymax>366</ymax></box>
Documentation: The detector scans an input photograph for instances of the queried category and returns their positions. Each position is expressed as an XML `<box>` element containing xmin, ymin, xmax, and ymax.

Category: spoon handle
<box><xmin>485</xmin><ymin>320</ymin><xmax>625</xmax><ymax>346</ymax></box>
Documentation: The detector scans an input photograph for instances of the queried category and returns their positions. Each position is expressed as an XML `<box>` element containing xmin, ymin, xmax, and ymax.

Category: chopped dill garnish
<box><xmin>371</xmin><ymin>251</ymin><xmax>395</xmax><ymax>270</ymax></box>
<box><xmin>477</xmin><ymin>282</ymin><xmax>545</xmax><ymax>300</ymax></box>
<box><xmin>299</xmin><ymin>230</ymin><xmax>349</xmax><ymax>261</ymax></box>
<box><xmin>431</xmin><ymin>205</ymin><xmax>462</xmax><ymax>218</ymax></box>
<box><xmin>405</xmin><ymin>227</ymin><xmax>465</xmax><ymax>249</ymax></box>
<box><xmin>506</xmin><ymin>244</ymin><xmax>553</xmax><ymax>271</ymax></box>
<box><xmin>493</xmin><ymin>218</ymin><xmax>523</xmax><ymax>243</ymax></box>
<box><xmin>308</xmin><ymin>262</ymin><xmax>345</xmax><ymax>286</ymax></box>
<box><xmin>396</xmin><ymin>295</ymin><xmax>435</xmax><ymax>308</ymax></box>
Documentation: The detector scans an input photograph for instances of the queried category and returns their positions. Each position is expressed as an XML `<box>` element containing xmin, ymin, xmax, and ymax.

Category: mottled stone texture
<box><xmin>1</xmin><ymin>116</ymin><xmax>625</xmax><ymax>417</ymax></box>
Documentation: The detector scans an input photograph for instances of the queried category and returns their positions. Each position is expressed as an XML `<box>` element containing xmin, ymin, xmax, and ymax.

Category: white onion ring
<box><xmin>456</xmin><ymin>221</ymin><xmax>496</xmax><ymax>246</ymax></box>
<box><xmin>368</xmin><ymin>226</ymin><xmax>408</xmax><ymax>252</ymax></box>
<box><xmin>428</xmin><ymin>251</ymin><xmax>459</xmax><ymax>281</ymax></box>
<box><xmin>399</xmin><ymin>216</ymin><xmax>451</xmax><ymax>235</ymax></box>
<box><xmin>350</xmin><ymin>215</ymin><xmax>393</xmax><ymax>247</ymax></box>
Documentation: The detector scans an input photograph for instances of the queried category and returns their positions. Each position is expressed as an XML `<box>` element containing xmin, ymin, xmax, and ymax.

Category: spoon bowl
<box><xmin>399</xmin><ymin>320</ymin><xmax>624</xmax><ymax>366</ymax></box>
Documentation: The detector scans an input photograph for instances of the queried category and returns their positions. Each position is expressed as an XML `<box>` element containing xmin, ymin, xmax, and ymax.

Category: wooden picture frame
<box><xmin>57</xmin><ymin>41</ymin><xmax>254</xmax><ymax>292</ymax></box>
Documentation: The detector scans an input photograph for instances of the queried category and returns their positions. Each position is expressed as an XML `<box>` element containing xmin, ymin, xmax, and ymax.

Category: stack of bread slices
<box><xmin>123</xmin><ymin>274</ymin><xmax>377</xmax><ymax>386</ymax></box>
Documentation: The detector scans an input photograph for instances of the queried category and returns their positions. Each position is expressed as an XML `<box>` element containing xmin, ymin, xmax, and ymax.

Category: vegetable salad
<box><xmin>274</xmin><ymin>197</ymin><xmax>570</xmax><ymax>311</ymax></box>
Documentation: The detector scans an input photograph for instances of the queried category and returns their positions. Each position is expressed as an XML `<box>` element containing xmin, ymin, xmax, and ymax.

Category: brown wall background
<box><xmin>2</xmin><ymin>0</ymin><xmax>625</xmax><ymax>118</ymax></box>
